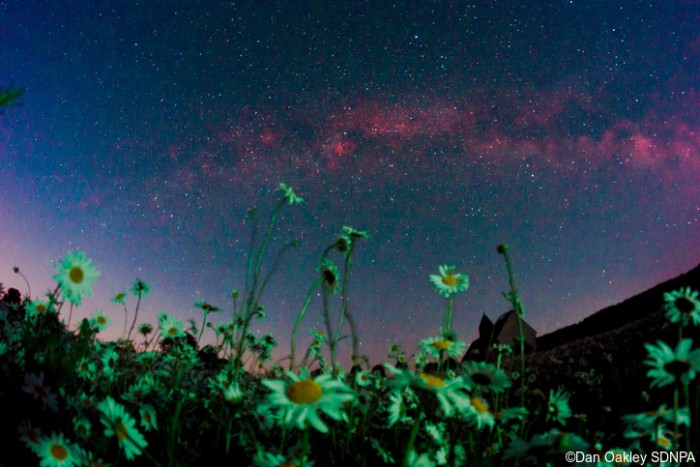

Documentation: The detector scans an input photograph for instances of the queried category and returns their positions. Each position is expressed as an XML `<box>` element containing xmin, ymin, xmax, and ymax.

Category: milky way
<box><xmin>1</xmin><ymin>1</ymin><xmax>698</xmax><ymax>365</ymax></box>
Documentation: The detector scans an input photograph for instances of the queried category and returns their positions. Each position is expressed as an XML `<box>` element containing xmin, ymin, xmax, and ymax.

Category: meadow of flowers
<box><xmin>1</xmin><ymin>182</ymin><xmax>699</xmax><ymax>466</ymax></box>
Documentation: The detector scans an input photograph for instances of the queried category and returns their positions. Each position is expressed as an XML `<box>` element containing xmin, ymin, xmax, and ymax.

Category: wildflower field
<box><xmin>1</xmin><ymin>183</ymin><xmax>699</xmax><ymax>466</ymax></box>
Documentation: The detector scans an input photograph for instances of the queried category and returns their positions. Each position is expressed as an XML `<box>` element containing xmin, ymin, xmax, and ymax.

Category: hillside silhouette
<box><xmin>536</xmin><ymin>262</ymin><xmax>700</xmax><ymax>352</ymax></box>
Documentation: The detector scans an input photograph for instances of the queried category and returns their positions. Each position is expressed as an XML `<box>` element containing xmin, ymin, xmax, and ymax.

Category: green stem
<box><xmin>67</xmin><ymin>303</ymin><xmax>74</xmax><ymax>328</ymax></box>
<box><xmin>300</xmin><ymin>427</ymin><xmax>310</xmax><ymax>467</ymax></box>
<box><xmin>333</xmin><ymin>245</ymin><xmax>360</xmax><ymax>365</ymax></box>
<box><xmin>403</xmin><ymin>414</ymin><xmax>422</xmax><ymax>467</ymax></box>
<box><xmin>443</xmin><ymin>297</ymin><xmax>454</xmax><ymax>336</ymax></box>
<box><xmin>167</xmin><ymin>399</ymin><xmax>184</xmax><ymax>467</ymax></box>
<box><xmin>290</xmin><ymin>279</ymin><xmax>322</xmax><ymax>370</ymax></box>
<box><xmin>234</xmin><ymin>199</ymin><xmax>286</xmax><ymax>370</ymax></box>
<box><xmin>126</xmin><ymin>294</ymin><xmax>143</xmax><ymax>341</ymax></box>
<box><xmin>322</xmin><ymin>288</ymin><xmax>336</xmax><ymax>367</ymax></box>
<box><xmin>122</xmin><ymin>303</ymin><xmax>129</xmax><ymax>340</ymax></box>
<box><xmin>196</xmin><ymin>310</ymin><xmax>209</xmax><ymax>349</ymax></box>
<box><xmin>499</xmin><ymin>244</ymin><xmax>526</xmax><ymax>407</ymax></box>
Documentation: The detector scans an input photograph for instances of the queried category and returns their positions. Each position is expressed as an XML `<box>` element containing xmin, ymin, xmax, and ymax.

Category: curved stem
<box><xmin>126</xmin><ymin>294</ymin><xmax>142</xmax><ymax>341</ymax></box>
<box><xmin>290</xmin><ymin>279</ymin><xmax>322</xmax><ymax>370</ymax></box>
<box><xmin>196</xmin><ymin>310</ymin><xmax>209</xmax><ymax>349</ymax></box>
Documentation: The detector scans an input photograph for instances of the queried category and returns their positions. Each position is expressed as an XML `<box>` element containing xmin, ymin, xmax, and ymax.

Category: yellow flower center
<box><xmin>419</xmin><ymin>373</ymin><xmax>445</xmax><ymax>389</ymax></box>
<box><xmin>36</xmin><ymin>304</ymin><xmax>47</xmax><ymax>313</ymax></box>
<box><xmin>278</xmin><ymin>462</ymin><xmax>296</xmax><ymax>467</ymax></box>
<box><xmin>657</xmin><ymin>435</ymin><xmax>671</xmax><ymax>449</ymax></box>
<box><xmin>115</xmin><ymin>293</ymin><xmax>125</xmax><ymax>301</ymax></box>
<box><xmin>168</xmin><ymin>327</ymin><xmax>179</xmax><ymax>336</ymax></box>
<box><xmin>50</xmin><ymin>443</ymin><xmax>68</xmax><ymax>460</ymax></box>
<box><xmin>471</xmin><ymin>397</ymin><xmax>489</xmax><ymax>414</ymax></box>
<box><xmin>286</xmin><ymin>379</ymin><xmax>323</xmax><ymax>404</ymax></box>
<box><xmin>97</xmin><ymin>316</ymin><xmax>106</xmax><ymax>324</ymax></box>
<box><xmin>69</xmin><ymin>266</ymin><xmax>84</xmax><ymax>284</ymax></box>
<box><xmin>430</xmin><ymin>340</ymin><xmax>453</xmax><ymax>351</ymax></box>
<box><xmin>442</xmin><ymin>274</ymin><xmax>458</xmax><ymax>286</ymax></box>
<box><xmin>115</xmin><ymin>421</ymin><xmax>128</xmax><ymax>439</ymax></box>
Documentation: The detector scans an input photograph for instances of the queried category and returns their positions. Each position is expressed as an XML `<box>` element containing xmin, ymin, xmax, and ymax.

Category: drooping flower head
<box><xmin>131</xmin><ymin>279</ymin><xmax>151</xmax><ymax>298</ymax></box>
<box><xmin>194</xmin><ymin>300</ymin><xmax>222</xmax><ymax>313</ymax></box>
<box><xmin>319</xmin><ymin>258</ymin><xmax>340</xmax><ymax>294</ymax></box>
<box><xmin>96</xmin><ymin>396</ymin><xmax>148</xmax><ymax>460</ymax></box>
<box><xmin>429</xmin><ymin>265</ymin><xmax>469</xmax><ymax>298</ymax></box>
<box><xmin>463</xmin><ymin>396</ymin><xmax>496</xmax><ymax>430</ymax></box>
<box><xmin>53</xmin><ymin>251</ymin><xmax>100</xmax><ymax>306</ymax></box>
<box><xmin>278</xmin><ymin>182</ymin><xmax>304</xmax><ymax>205</ymax></box>
<box><xmin>334</xmin><ymin>226</ymin><xmax>369</xmax><ymax>254</ymax></box>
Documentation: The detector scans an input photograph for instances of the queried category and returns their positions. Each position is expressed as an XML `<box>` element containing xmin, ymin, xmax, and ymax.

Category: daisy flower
<box><xmin>354</xmin><ymin>370</ymin><xmax>372</xmax><ymax>387</ymax></box>
<box><xmin>319</xmin><ymin>258</ymin><xmax>340</xmax><ymax>294</ymax></box>
<box><xmin>159</xmin><ymin>314</ymin><xmax>185</xmax><ymax>339</ymax></box>
<box><xmin>461</xmin><ymin>361</ymin><xmax>511</xmax><ymax>394</ymax></box>
<box><xmin>138</xmin><ymin>322</ymin><xmax>153</xmax><ymax>336</ymax></box>
<box><xmin>462</xmin><ymin>396</ymin><xmax>495</xmax><ymax>430</ymax></box>
<box><xmin>25</xmin><ymin>298</ymin><xmax>52</xmax><ymax>319</ymax></box>
<box><xmin>53</xmin><ymin>251</ymin><xmax>100</xmax><ymax>306</ymax></box>
<box><xmin>419</xmin><ymin>335</ymin><xmax>467</xmax><ymax>360</ymax></box>
<box><xmin>194</xmin><ymin>300</ymin><xmax>221</xmax><ymax>313</ymax></box>
<box><xmin>622</xmin><ymin>405</ymin><xmax>690</xmax><ymax>440</ymax></box>
<box><xmin>334</xmin><ymin>226</ymin><xmax>368</xmax><ymax>254</ymax></box>
<box><xmin>111</xmin><ymin>291</ymin><xmax>127</xmax><ymax>305</ymax></box>
<box><xmin>72</xmin><ymin>416</ymin><xmax>92</xmax><ymax>439</ymax></box>
<box><xmin>414</xmin><ymin>352</ymin><xmax>430</xmax><ymax>371</ymax></box>
<box><xmin>100</xmin><ymin>347</ymin><xmax>119</xmax><ymax>373</ymax></box>
<box><xmin>96</xmin><ymin>396</ymin><xmax>148</xmax><ymax>461</ymax></box>
<box><xmin>278</xmin><ymin>182</ymin><xmax>304</xmax><ymax>205</ymax></box>
<box><xmin>546</xmin><ymin>387</ymin><xmax>572</xmax><ymax>426</ymax></box>
<box><xmin>75</xmin><ymin>358</ymin><xmax>96</xmax><ymax>380</ymax></box>
<box><xmin>223</xmin><ymin>382</ymin><xmax>244</xmax><ymax>404</ymax></box>
<box><xmin>664</xmin><ymin>287</ymin><xmax>700</xmax><ymax>327</ymax></box>
<box><xmin>131</xmin><ymin>278</ymin><xmax>151</xmax><ymax>297</ymax></box>
<box><xmin>33</xmin><ymin>431</ymin><xmax>78</xmax><ymax>467</ymax></box>
<box><xmin>22</xmin><ymin>372</ymin><xmax>58</xmax><ymax>412</ymax></box>
<box><xmin>139</xmin><ymin>405</ymin><xmax>158</xmax><ymax>432</ymax></box>
<box><xmin>429</xmin><ymin>265</ymin><xmax>469</xmax><ymax>298</ymax></box>
<box><xmin>18</xmin><ymin>420</ymin><xmax>43</xmax><ymax>452</ymax></box>
<box><xmin>261</xmin><ymin>366</ymin><xmax>355</xmax><ymax>433</ymax></box>
<box><xmin>385</xmin><ymin>364</ymin><xmax>470</xmax><ymax>418</ymax></box>
<box><xmin>254</xmin><ymin>403</ymin><xmax>279</xmax><ymax>431</ymax></box>
<box><xmin>644</xmin><ymin>338</ymin><xmax>700</xmax><ymax>388</ymax></box>
<box><xmin>386</xmin><ymin>389</ymin><xmax>414</xmax><ymax>426</ymax></box>
<box><xmin>90</xmin><ymin>310</ymin><xmax>111</xmax><ymax>331</ymax></box>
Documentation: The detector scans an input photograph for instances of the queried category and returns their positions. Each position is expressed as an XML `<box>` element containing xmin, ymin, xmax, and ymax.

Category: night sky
<box><xmin>1</xmin><ymin>1</ymin><xmax>699</xmax><ymax>366</ymax></box>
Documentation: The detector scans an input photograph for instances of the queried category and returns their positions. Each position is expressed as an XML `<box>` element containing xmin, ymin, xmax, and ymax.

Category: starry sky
<box><xmin>1</xmin><ymin>1</ymin><xmax>699</xmax><ymax>366</ymax></box>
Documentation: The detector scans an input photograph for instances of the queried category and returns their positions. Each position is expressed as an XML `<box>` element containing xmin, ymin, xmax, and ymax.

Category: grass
<box><xmin>1</xmin><ymin>182</ymin><xmax>699</xmax><ymax>466</ymax></box>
